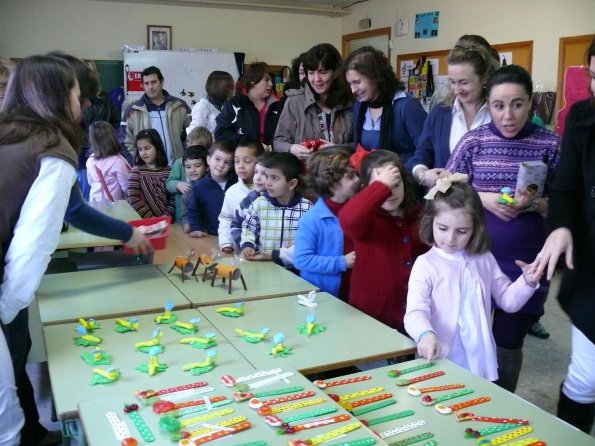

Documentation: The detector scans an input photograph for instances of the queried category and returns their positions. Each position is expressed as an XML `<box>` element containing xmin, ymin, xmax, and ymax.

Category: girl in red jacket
<box><xmin>340</xmin><ymin>149</ymin><xmax>426</xmax><ymax>333</ymax></box>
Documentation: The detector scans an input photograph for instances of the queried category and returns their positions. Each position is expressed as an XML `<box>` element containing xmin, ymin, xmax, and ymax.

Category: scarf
<box><xmin>355</xmin><ymin>93</ymin><xmax>394</xmax><ymax>151</ymax></box>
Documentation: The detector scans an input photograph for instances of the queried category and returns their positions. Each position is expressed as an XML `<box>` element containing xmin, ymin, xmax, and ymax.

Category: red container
<box><xmin>124</xmin><ymin>216</ymin><xmax>171</xmax><ymax>253</ymax></box>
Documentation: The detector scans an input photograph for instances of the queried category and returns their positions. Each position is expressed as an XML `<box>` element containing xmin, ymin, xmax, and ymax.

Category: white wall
<box><xmin>341</xmin><ymin>0</ymin><xmax>595</xmax><ymax>86</ymax></box>
<box><xmin>0</xmin><ymin>0</ymin><xmax>341</xmax><ymax>65</ymax></box>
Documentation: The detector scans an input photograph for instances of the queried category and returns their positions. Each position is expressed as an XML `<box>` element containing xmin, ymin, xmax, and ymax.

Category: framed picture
<box><xmin>147</xmin><ymin>25</ymin><xmax>172</xmax><ymax>50</ymax></box>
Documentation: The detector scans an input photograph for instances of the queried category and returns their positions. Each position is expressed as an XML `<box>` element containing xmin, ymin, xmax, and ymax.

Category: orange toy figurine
<box><xmin>168</xmin><ymin>249</ymin><xmax>195</xmax><ymax>282</ymax></box>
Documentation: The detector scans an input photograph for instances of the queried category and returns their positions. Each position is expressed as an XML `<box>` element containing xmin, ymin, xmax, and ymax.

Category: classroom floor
<box><xmin>30</xmin><ymin>274</ymin><xmax>594</xmax><ymax>444</ymax></box>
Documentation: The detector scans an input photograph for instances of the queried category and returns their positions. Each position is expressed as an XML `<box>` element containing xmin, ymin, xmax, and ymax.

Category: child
<box><xmin>229</xmin><ymin>152</ymin><xmax>271</xmax><ymax>252</ymax></box>
<box><xmin>186</xmin><ymin>126</ymin><xmax>213</xmax><ymax>147</ymax></box>
<box><xmin>167</xmin><ymin>144</ymin><xmax>209</xmax><ymax>230</ymax></box>
<box><xmin>218</xmin><ymin>141</ymin><xmax>265</xmax><ymax>253</ymax></box>
<box><xmin>188</xmin><ymin>141</ymin><xmax>237</xmax><ymax>237</ymax></box>
<box><xmin>86</xmin><ymin>121</ymin><xmax>131</xmax><ymax>203</ymax></box>
<box><xmin>241</xmin><ymin>152</ymin><xmax>312</xmax><ymax>266</ymax></box>
<box><xmin>404</xmin><ymin>179</ymin><xmax>542</xmax><ymax>381</ymax></box>
<box><xmin>128</xmin><ymin>128</ymin><xmax>174</xmax><ymax>218</ymax></box>
<box><xmin>294</xmin><ymin>147</ymin><xmax>358</xmax><ymax>301</ymax></box>
<box><xmin>187</xmin><ymin>71</ymin><xmax>235</xmax><ymax>134</ymax></box>
<box><xmin>340</xmin><ymin>150</ymin><xmax>427</xmax><ymax>333</ymax></box>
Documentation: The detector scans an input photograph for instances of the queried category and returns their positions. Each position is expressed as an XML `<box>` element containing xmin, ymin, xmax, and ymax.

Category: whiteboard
<box><xmin>123</xmin><ymin>50</ymin><xmax>240</xmax><ymax>109</ymax></box>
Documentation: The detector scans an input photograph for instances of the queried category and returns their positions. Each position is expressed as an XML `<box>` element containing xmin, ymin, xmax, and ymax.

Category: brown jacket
<box><xmin>273</xmin><ymin>86</ymin><xmax>353</xmax><ymax>152</ymax></box>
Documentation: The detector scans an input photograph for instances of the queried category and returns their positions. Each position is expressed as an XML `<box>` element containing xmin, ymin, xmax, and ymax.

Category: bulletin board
<box><xmin>396</xmin><ymin>40</ymin><xmax>534</xmax><ymax>77</ymax></box>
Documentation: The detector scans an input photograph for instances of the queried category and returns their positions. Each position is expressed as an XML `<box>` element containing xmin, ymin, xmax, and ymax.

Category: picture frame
<box><xmin>147</xmin><ymin>25</ymin><xmax>172</xmax><ymax>50</ymax></box>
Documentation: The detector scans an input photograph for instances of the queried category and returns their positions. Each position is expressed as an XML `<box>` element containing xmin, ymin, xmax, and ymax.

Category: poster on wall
<box><xmin>498</xmin><ymin>52</ymin><xmax>513</xmax><ymax>67</ymax></box>
<box><xmin>414</xmin><ymin>11</ymin><xmax>439</xmax><ymax>39</ymax></box>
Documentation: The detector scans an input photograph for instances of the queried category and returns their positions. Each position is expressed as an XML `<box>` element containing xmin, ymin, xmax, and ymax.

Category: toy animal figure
<box><xmin>90</xmin><ymin>367</ymin><xmax>120</xmax><ymax>385</ymax></box>
<box><xmin>208</xmin><ymin>255</ymin><xmax>248</xmax><ymax>294</ymax></box>
<box><xmin>193</xmin><ymin>248</ymin><xmax>220</xmax><ymax>280</ymax></box>
<box><xmin>168</xmin><ymin>249</ymin><xmax>195</xmax><ymax>282</ymax></box>
<box><xmin>235</xmin><ymin>327</ymin><xmax>270</xmax><ymax>343</ymax></box>
<box><xmin>81</xmin><ymin>346</ymin><xmax>112</xmax><ymax>365</ymax></box>
<box><xmin>135</xmin><ymin>327</ymin><xmax>164</xmax><ymax>353</ymax></box>
<box><xmin>216</xmin><ymin>301</ymin><xmax>245</xmax><ymax>317</ymax></box>
<box><xmin>78</xmin><ymin>318</ymin><xmax>100</xmax><ymax>332</ymax></box>
<box><xmin>74</xmin><ymin>324</ymin><xmax>102</xmax><ymax>346</ymax></box>
<box><xmin>182</xmin><ymin>350</ymin><xmax>218</xmax><ymax>375</ymax></box>
<box><xmin>155</xmin><ymin>300</ymin><xmax>177</xmax><ymax>324</ymax></box>
<box><xmin>114</xmin><ymin>317</ymin><xmax>139</xmax><ymax>333</ymax></box>
<box><xmin>171</xmin><ymin>318</ymin><xmax>199</xmax><ymax>335</ymax></box>
<box><xmin>138</xmin><ymin>345</ymin><xmax>167</xmax><ymax>376</ymax></box>
<box><xmin>270</xmin><ymin>333</ymin><xmax>292</xmax><ymax>357</ymax></box>
<box><xmin>179</xmin><ymin>332</ymin><xmax>217</xmax><ymax>349</ymax></box>
<box><xmin>496</xmin><ymin>187</ymin><xmax>518</xmax><ymax>205</ymax></box>
<box><xmin>296</xmin><ymin>313</ymin><xmax>326</xmax><ymax>337</ymax></box>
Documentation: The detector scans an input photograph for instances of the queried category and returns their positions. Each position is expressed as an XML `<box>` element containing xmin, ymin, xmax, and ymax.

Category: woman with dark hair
<box><xmin>536</xmin><ymin>37</ymin><xmax>595</xmax><ymax>433</ymax></box>
<box><xmin>409</xmin><ymin>37</ymin><xmax>499</xmax><ymax>187</ymax></box>
<box><xmin>274</xmin><ymin>43</ymin><xmax>353</xmax><ymax>157</ymax></box>
<box><xmin>446</xmin><ymin>65</ymin><xmax>560</xmax><ymax>394</ymax></box>
<box><xmin>215</xmin><ymin>62</ymin><xmax>278</xmax><ymax>148</ymax></box>
<box><xmin>344</xmin><ymin>46</ymin><xmax>427</xmax><ymax>165</ymax></box>
<box><xmin>187</xmin><ymin>70</ymin><xmax>234</xmax><ymax>134</ymax></box>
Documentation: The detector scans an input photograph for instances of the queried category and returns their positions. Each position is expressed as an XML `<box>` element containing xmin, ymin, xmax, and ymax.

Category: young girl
<box><xmin>86</xmin><ymin>121</ymin><xmax>131</xmax><ymax>203</ymax></box>
<box><xmin>294</xmin><ymin>147</ymin><xmax>358</xmax><ymax>301</ymax></box>
<box><xmin>128</xmin><ymin>128</ymin><xmax>174</xmax><ymax>218</ymax></box>
<box><xmin>339</xmin><ymin>150</ymin><xmax>427</xmax><ymax>333</ymax></box>
<box><xmin>404</xmin><ymin>179</ymin><xmax>542</xmax><ymax>381</ymax></box>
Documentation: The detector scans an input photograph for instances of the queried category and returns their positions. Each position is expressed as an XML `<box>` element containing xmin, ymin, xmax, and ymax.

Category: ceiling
<box><xmin>99</xmin><ymin>0</ymin><xmax>366</xmax><ymax>16</ymax></box>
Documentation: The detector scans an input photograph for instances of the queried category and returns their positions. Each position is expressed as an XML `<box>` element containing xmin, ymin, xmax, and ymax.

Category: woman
<box><xmin>344</xmin><ymin>46</ymin><xmax>427</xmax><ymax>165</ymax></box>
<box><xmin>215</xmin><ymin>62</ymin><xmax>278</xmax><ymax>148</ymax></box>
<box><xmin>274</xmin><ymin>43</ymin><xmax>353</xmax><ymax>157</ymax></box>
<box><xmin>536</xmin><ymin>38</ymin><xmax>595</xmax><ymax>433</ymax></box>
<box><xmin>0</xmin><ymin>54</ymin><xmax>82</xmax><ymax>445</ymax></box>
<box><xmin>446</xmin><ymin>65</ymin><xmax>560</xmax><ymax>393</ymax></box>
<box><xmin>187</xmin><ymin>70</ymin><xmax>234</xmax><ymax>134</ymax></box>
<box><xmin>409</xmin><ymin>36</ymin><xmax>499</xmax><ymax>186</ymax></box>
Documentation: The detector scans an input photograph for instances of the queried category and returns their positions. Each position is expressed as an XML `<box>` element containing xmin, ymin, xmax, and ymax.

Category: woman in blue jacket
<box><xmin>344</xmin><ymin>46</ymin><xmax>427</xmax><ymax>166</ymax></box>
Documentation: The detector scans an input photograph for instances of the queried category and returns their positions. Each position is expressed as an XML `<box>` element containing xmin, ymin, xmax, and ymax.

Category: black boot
<box><xmin>494</xmin><ymin>347</ymin><xmax>523</xmax><ymax>393</ymax></box>
<box><xmin>557</xmin><ymin>385</ymin><xmax>595</xmax><ymax>433</ymax></box>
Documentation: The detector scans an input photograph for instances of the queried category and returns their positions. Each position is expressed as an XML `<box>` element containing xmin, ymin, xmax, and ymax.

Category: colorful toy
<box><xmin>134</xmin><ymin>327</ymin><xmax>164</xmax><ymax>353</ymax></box>
<box><xmin>297</xmin><ymin>290</ymin><xmax>318</xmax><ymax>307</ymax></box>
<box><xmin>216</xmin><ymin>301</ymin><xmax>245</xmax><ymax>317</ymax></box>
<box><xmin>262</xmin><ymin>406</ymin><xmax>337</xmax><ymax>427</ymax></box>
<box><xmin>137</xmin><ymin>345</ymin><xmax>168</xmax><ymax>376</ymax></box>
<box><xmin>208</xmin><ymin>261</ymin><xmax>247</xmax><ymax>294</ymax></box>
<box><xmin>297</xmin><ymin>313</ymin><xmax>326</xmax><ymax>336</ymax></box>
<box><xmin>232</xmin><ymin>385</ymin><xmax>305</xmax><ymax>403</ymax></box>
<box><xmin>388</xmin><ymin>361</ymin><xmax>436</xmax><ymax>377</ymax></box>
<box><xmin>182</xmin><ymin>350</ymin><xmax>218</xmax><ymax>375</ymax></box>
<box><xmin>288</xmin><ymin>421</ymin><xmax>362</xmax><ymax>446</ymax></box>
<box><xmin>454</xmin><ymin>412</ymin><xmax>529</xmax><ymax>424</ymax></box>
<box><xmin>360</xmin><ymin>409</ymin><xmax>416</xmax><ymax>427</ymax></box>
<box><xmin>81</xmin><ymin>346</ymin><xmax>112</xmax><ymax>365</ymax></box>
<box><xmin>90</xmin><ymin>367</ymin><xmax>120</xmax><ymax>385</ymax></box>
<box><xmin>181</xmin><ymin>420</ymin><xmax>252</xmax><ymax>445</ymax></box>
<box><xmin>74</xmin><ymin>324</ymin><xmax>102</xmax><ymax>346</ymax></box>
<box><xmin>435</xmin><ymin>396</ymin><xmax>491</xmax><ymax>414</ymax></box>
<box><xmin>168</xmin><ymin>249</ymin><xmax>195</xmax><ymax>282</ymax></box>
<box><xmin>171</xmin><ymin>318</ymin><xmax>200</xmax><ymax>335</ymax></box>
<box><xmin>235</xmin><ymin>327</ymin><xmax>270</xmax><ymax>343</ymax></box>
<box><xmin>78</xmin><ymin>317</ymin><xmax>100</xmax><ymax>332</ymax></box>
<box><xmin>114</xmin><ymin>317</ymin><xmax>139</xmax><ymax>333</ymax></box>
<box><xmin>269</xmin><ymin>333</ymin><xmax>292</xmax><ymax>358</ymax></box>
<box><xmin>192</xmin><ymin>249</ymin><xmax>219</xmax><ymax>280</ymax></box>
<box><xmin>135</xmin><ymin>381</ymin><xmax>210</xmax><ymax>405</ymax></box>
<box><xmin>123</xmin><ymin>403</ymin><xmax>155</xmax><ymax>443</ymax></box>
<box><xmin>155</xmin><ymin>300</ymin><xmax>177</xmax><ymax>324</ymax></box>
<box><xmin>496</xmin><ymin>187</ymin><xmax>518</xmax><ymax>205</ymax></box>
<box><xmin>158</xmin><ymin>407</ymin><xmax>235</xmax><ymax>437</ymax></box>
<box><xmin>220</xmin><ymin>368</ymin><xmax>294</xmax><ymax>392</ymax></box>
<box><xmin>179</xmin><ymin>333</ymin><xmax>217</xmax><ymax>349</ymax></box>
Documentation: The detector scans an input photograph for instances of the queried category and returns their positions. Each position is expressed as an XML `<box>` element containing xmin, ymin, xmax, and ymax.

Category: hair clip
<box><xmin>349</xmin><ymin>144</ymin><xmax>373</xmax><ymax>170</ymax></box>
<box><xmin>424</xmin><ymin>171</ymin><xmax>469</xmax><ymax>200</ymax></box>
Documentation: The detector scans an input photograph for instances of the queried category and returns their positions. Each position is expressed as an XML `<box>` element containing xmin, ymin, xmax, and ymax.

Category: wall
<box><xmin>0</xmin><ymin>0</ymin><xmax>341</xmax><ymax>65</ymax></box>
<box><xmin>341</xmin><ymin>0</ymin><xmax>595</xmax><ymax>86</ymax></box>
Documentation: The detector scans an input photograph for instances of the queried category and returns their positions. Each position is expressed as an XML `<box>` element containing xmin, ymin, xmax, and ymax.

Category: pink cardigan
<box><xmin>86</xmin><ymin>154</ymin><xmax>131</xmax><ymax>202</ymax></box>
<box><xmin>405</xmin><ymin>247</ymin><xmax>537</xmax><ymax>360</ymax></box>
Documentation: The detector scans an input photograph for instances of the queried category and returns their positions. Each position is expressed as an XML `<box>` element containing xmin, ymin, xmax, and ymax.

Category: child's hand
<box><xmin>176</xmin><ymin>181</ymin><xmax>192</xmax><ymax>194</ymax></box>
<box><xmin>372</xmin><ymin>165</ymin><xmax>401</xmax><ymax>189</ymax></box>
<box><xmin>344</xmin><ymin>251</ymin><xmax>356</xmax><ymax>269</ymax></box>
<box><xmin>249</xmin><ymin>251</ymin><xmax>272</xmax><ymax>261</ymax></box>
<box><xmin>242</xmin><ymin>247</ymin><xmax>256</xmax><ymax>259</ymax></box>
<box><xmin>183</xmin><ymin>223</ymin><xmax>191</xmax><ymax>234</ymax></box>
<box><xmin>221</xmin><ymin>246</ymin><xmax>234</xmax><ymax>254</ymax></box>
<box><xmin>515</xmin><ymin>259</ymin><xmax>543</xmax><ymax>288</ymax></box>
<box><xmin>189</xmin><ymin>230</ymin><xmax>208</xmax><ymax>238</ymax></box>
<box><xmin>417</xmin><ymin>331</ymin><xmax>440</xmax><ymax>362</ymax></box>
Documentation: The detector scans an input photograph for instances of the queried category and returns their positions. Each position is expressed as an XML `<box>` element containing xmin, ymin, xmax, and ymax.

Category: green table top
<box><xmin>198</xmin><ymin>292</ymin><xmax>416</xmax><ymax>375</ymax></box>
<box><xmin>43</xmin><ymin>309</ymin><xmax>255</xmax><ymax>419</ymax></box>
<box><xmin>36</xmin><ymin>265</ymin><xmax>191</xmax><ymax>325</ymax></box>
<box><xmin>77</xmin><ymin>363</ymin><xmax>380</xmax><ymax>446</ymax></box>
<box><xmin>156</xmin><ymin>259</ymin><xmax>317</xmax><ymax>306</ymax></box>
<box><xmin>318</xmin><ymin>358</ymin><xmax>595</xmax><ymax>445</ymax></box>
<box><xmin>57</xmin><ymin>200</ymin><xmax>140</xmax><ymax>250</ymax></box>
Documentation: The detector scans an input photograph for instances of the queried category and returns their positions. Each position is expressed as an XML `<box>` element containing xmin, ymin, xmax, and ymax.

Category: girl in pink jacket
<box><xmin>404</xmin><ymin>177</ymin><xmax>542</xmax><ymax>381</ymax></box>
<box><xmin>86</xmin><ymin>121</ymin><xmax>131</xmax><ymax>203</ymax></box>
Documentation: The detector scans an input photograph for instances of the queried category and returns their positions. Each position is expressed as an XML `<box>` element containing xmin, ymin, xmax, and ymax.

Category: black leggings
<box><xmin>492</xmin><ymin>309</ymin><xmax>534</xmax><ymax>350</ymax></box>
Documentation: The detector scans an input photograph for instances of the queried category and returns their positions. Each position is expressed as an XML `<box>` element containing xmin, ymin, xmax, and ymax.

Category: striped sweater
<box><xmin>446</xmin><ymin>122</ymin><xmax>560</xmax><ymax>193</ymax></box>
<box><xmin>240</xmin><ymin>192</ymin><xmax>312</xmax><ymax>254</ymax></box>
<box><xmin>127</xmin><ymin>166</ymin><xmax>174</xmax><ymax>218</ymax></box>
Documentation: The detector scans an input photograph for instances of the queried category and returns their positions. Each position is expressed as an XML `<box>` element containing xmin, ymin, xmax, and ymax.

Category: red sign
<box><xmin>126</xmin><ymin>70</ymin><xmax>144</xmax><ymax>92</ymax></box>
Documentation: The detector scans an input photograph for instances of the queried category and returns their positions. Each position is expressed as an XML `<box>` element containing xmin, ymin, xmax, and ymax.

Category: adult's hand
<box><xmin>535</xmin><ymin>228</ymin><xmax>573</xmax><ymax>280</ymax></box>
<box><xmin>289</xmin><ymin>144</ymin><xmax>313</xmax><ymax>160</ymax></box>
<box><xmin>422</xmin><ymin>168</ymin><xmax>446</xmax><ymax>188</ymax></box>
<box><xmin>125</xmin><ymin>227</ymin><xmax>154</xmax><ymax>254</ymax></box>
<box><xmin>479</xmin><ymin>192</ymin><xmax>518</xmax><ymax>222</ymax></box>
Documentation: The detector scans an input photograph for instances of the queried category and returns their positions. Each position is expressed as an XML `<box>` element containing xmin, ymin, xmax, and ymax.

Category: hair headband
<box><xmin>424</xmin><ymin>171</ymin><xmax>469</xmax><ymax>200</ymax></box>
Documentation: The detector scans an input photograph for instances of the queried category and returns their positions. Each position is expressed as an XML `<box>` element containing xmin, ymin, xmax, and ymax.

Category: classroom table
<box><xmin>77</xmin><ymin>362</ymin><xmax>380</xmax><ymax>446</ymax></box>
<box><xmin>197</xmin><ymin>292</ymin><xmax>417</xmax><ymax>375</ymax></box>
<box><xmin>157</xmin><ymin>257</ymin><xmax>318</xmax><ymax>306</ymax></box>
<box><xmin>152</xmin><ymin>224</ymin><xmax>219</xmax><ymax>265</ymax></box>
<box><xmin>318</xmin><ymin>358</ymin><xmax>595</xmax><ymax>445</ymax></box>
<box><xmin>43</xmin><ymin>309</ymin><xmax>255</xmax><ymax>421</ymax></box>
<box><xmin>57</xmin><ymin>200</ymin><xmax>140</xmax><ymax>250</ymax></box>
<box><xmin>36</xmin><ymin>264</ymin><xmax>191</xmax><ymax>325</ymax></box>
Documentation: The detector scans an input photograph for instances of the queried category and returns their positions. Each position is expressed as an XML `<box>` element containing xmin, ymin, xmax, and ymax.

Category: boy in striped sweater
<box><xmin>240</xmin><ymin>152</ymin><xmax>312</xmax><ymax>267</ymax></box>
